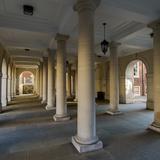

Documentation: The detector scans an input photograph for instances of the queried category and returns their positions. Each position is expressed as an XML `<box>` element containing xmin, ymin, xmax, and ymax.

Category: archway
<box><xmin>1</xmin><ymin>58</ymin><xmax>7</xmax><ymax>107</ymax></box>
<box><xmin>19</xmin><ymin>71</ymin><xmax>34</xmax><ymax>95</ymax></box>
<box><xmin>125</xmin><ymin>60</ymin><xmax>147</xmax><ymax>104</ymax></box>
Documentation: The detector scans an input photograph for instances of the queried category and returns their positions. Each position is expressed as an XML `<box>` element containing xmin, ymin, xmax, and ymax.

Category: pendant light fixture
<box><xmin>101</xmin><ymin>23</ymin><xmax>109</xmax><ymax>55</ymax></box>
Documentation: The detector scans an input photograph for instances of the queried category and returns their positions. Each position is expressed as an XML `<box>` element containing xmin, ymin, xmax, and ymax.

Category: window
<box><xmin>133</xmin><ymin>62</ymin><xmax>139</xmax><ymax>78</ymax></box>
<box><xmin>134</xmin><ymin>86</ymin><xmax>140</xmax><ymax>96</ymax></box>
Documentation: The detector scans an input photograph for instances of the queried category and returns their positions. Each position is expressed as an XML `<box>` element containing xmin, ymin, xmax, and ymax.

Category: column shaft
<box><xmin>39</xmin><ymin>63</ymin><xmax>43</xmax><ymax>99</ymax></box>
<box><xmin>72</xmin><ymin>0</ymin><xmax>103</xmax><ymax>153</ymax></box>
<box><xmin>0</xmin><ymin>72</ymin><xmax>2</xmax><ymax>112</ymax></box>
<box><xmin>106</xmin><ymin>42</ymin><xmax>122</xmax><ymax>115</ymax></box>
<box><xmin>7</xmin><ymin>75</ymin><xmax>11</xmax><ymax>102</ymax></box>
<box><xmin>149</xmin><ymin>22</ymin><xmax>160</xmax><ymax>132</ymax></box>
<box><xmin>42</xmin><ymin>57</ymin><xmax>47</xmax><ymax>103</ymax></box>
<box><xmin>46</xmin><ymin>50</ymin><xmax>56</xmax><ymax>110</ymax></box>
<box><xmin>53</xmin><ymin>33</ymin><xmax>70</xmax><ymax>121</ymax></box>
<box><xmin>67</xmin><ymin>63</ymin><xmax>72</xmax><ymax>98</ymax></box>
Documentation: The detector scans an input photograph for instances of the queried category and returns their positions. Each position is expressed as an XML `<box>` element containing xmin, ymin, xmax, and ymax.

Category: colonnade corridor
<box><xmin>0</xmin><ymin>96</ymin><xmax>159</xmax><ymax>160</ymax></box>
<box><xmin>1</xmin><ymin>0</ymin><xmax>160</xmax><ymax>159</ymax></box>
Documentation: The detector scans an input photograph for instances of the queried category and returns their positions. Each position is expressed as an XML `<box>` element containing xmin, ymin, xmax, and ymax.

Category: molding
<box><xmin>0</xmin><ymin>14</ymin><xmax>58</xmax><ymax>34</ymax></box>
<box><xmin>111</xmin><ymin>21</ymin><xmax>146</xmax><ymax>41</ymax></box>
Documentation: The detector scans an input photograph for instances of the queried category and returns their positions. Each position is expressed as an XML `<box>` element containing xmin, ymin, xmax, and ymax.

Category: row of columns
<box><xmin>36</xmin><ymin>0</ymin><xmax>123</xmax><ymax>153</ymax></box>
<box><xmin>1</xmin><ymin>0</ymin><xmax>160</xmax><ymax>153</ymax></box>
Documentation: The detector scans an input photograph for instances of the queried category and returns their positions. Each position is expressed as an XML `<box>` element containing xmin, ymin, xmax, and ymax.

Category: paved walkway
<box><xmin>0</xmin><ymin>96</ymin><xmax>159</xmax><ymax>160</ymax></box>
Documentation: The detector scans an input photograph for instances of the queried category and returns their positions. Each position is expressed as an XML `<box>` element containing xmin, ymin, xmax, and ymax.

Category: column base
<box><xmin>74</xmin><ymin>98</ymin><xmax>78</xmax><ymax>102</ymax></box>
<box><xmin>71</xmin><ymin>136</ymin><xmax>103</xmax><ymax>153</ymax></box>
<box><xmin>45</xmin><ymin>105</ymin><xmax>56</xmax><ymax>111</ymax></box>
<box><xmin>148</xmin><ymin>122</ymin><xmax>160</xmax><ymax>133</ymax></box>
<box><xmin>106</xmin><ymin>110</ymin><xmax>122</xmax><ymax>116</ymax></box>
<box><xmin>146</xmin><ymin>101</ymin><xmax>154</xmax><ymax>110</ymax></box>
<box><xmin>41</xmin><ymin>100</ymin><xmax>47</xmax><ymax>104</ymax></box>
<box><xmin>53</xmin><ymin>114</ymin><xmax>70</xmax><ymax>122</ymax></box>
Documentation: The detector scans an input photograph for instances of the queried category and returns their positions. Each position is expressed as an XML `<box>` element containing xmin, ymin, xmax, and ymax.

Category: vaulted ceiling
<box><xmin>0</xmin><ymin>0</ymin><xmax>159</xmax><ymax>64</ymax></box>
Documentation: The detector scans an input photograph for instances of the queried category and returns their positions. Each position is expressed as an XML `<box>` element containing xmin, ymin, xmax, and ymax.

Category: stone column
<box><xmin>35</xmin><ymin>68</ymin><xmax>39</xmax><ymax>95</ymax></box>
<box><xmin>1</xmin><ymin>73</ymin><xmax>7</xmax><ymax>107</ymax></box>
<box><xmin>148</xmin><ymin>21</ymin><xmax>160</xmax><ymax>132</ymax></box>
<box><xmin>119</xmin><ymin>75</ymin><xmax>126</xmax><ymax>104</ymax></box>
<box><xmin>39</xmin><ymin>62</ymin><xmax>43</xmax><ymax>99</ymax></box>
<box><xmin>105</xmin><ymin>62</ymin><xmax>110</xmax><ymax>101</ymax></box>
<box><xmin>146</xmin><ymin>73</ymin><xmax>154</xmax><ymax>110</ymax></box>
<box><xmin>106</xmin><ymin>42</ymin><xmax>122</xmax><ymax>115</ymax></box>
<box><xmin>11</xmin><ymin>66</ymin><xmax>14</xmax><ymax>99</ymax></box>
<box><xmin>96</xmin><ymin>63</ymin><xmax>103</xmax><ymax>93</ymax></box>
<box><xmin>46</xmin><ymin>49</ymin><xmax>56</xmax><ymax>110</ymax></box>
<box><xmin>67</xmin><ymin>63</ymin><xmax>72</xmax><ymax>98</ymax></box>
<box><xmin>13</xmin><ymin>67</ymin><xmax>16</xmax><ymax>96</ymax></box>
<box><xmin>53</xmin><ymin>33</ymin><xmax>70</xmax><ymax>121</ymax></box>
<box><xmin>72</xmin><ymin>70</ymin><xmax>76</xmax><ymax>97</ymax></box>
<box><xmin>72</xmin><ymin>0</ymin><xmax>103</xmax><ymax>153</ymax></box>
<box><xmin>7</xmin><ymin>73</ymin><xmax>11</xmax><ymax>102</ymax></box>
<box><xmin>74</xmin><ymin>64</ymin><xmax>78</xmax><ymax>101</ymax></box>
<box><xmin>42</xmin><ymin>57</ymin><xmax>48</xmax><ymax>103</ymax></box>
<box><xmin>36</xmin><ymin>68</ymin><xmax>40</xmax><ymax>96</ymax></box>
<box><xmin>0</xmin><ymin>72</ymin><xmax>2</xmax><ymax>112</ymax></box>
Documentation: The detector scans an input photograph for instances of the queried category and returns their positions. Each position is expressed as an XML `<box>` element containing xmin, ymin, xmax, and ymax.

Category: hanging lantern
<box><xmin>101</xmin><ymin>23</ymin><xmax>109</xmax><ymax>54</ymax></box>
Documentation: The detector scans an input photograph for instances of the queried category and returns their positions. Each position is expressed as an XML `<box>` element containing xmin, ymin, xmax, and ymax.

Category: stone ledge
<box><xmin>71</xmin><ymin>136</ymin><xmax>103</xmax><ymax>153</ymax></box>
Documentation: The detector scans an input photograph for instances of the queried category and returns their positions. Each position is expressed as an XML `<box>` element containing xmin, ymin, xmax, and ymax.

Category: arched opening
<box><xmin>125</xmin><ymin>60</ymin><xmax>147</xmax><ymax>104</ymax></box>
<box><xmin>19</xmin><ymin>71</ymin><xmax>34</xmax><ymax>95</ymax></box>
<box><xmin>1</xmin><ymin>58</ymin><xmax>7</xmax><ymax>107</ymax></box>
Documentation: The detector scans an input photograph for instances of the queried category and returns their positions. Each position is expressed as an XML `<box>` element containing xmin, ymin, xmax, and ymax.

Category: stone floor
<box><xmin>0</xmin><ymin>96</ymin><xmax>160</xmax><ymax>160</ymax></box>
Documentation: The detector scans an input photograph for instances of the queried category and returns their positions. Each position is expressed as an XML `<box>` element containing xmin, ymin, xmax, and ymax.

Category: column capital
<box><xmin>148</xmin><ymin>20</ymin><xmax>160</xmax><ymax>31</ymax></box>
<box><xmin>109</xmin><ymin>41</ymin><xmax>121</xmax><ymax>49</ymax></box>
<box><xmin>74</xmin><ymin>0</ymin><xmax>101</xmax><ymax>12</ymax></box>
<box><xmin>55</xmin><ymin>33</ymin><xmax>69</xmax><ymax>42</ymax></box>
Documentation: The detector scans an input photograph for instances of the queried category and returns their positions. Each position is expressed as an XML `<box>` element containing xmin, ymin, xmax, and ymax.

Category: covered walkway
<box><xmin>0</xmin><ymin>96</ymin><xmax>159</xmax><ymax>160</ymax></box>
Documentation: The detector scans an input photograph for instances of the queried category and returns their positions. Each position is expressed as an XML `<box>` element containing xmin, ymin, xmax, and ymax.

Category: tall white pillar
<box><xmin>0</xmin><ymin>72</ymin><xmax>2</xmax><ymax>112</ymax></box>
<box><xmin>74</xmin><ymin>68</ymin><xmax>78</xmax><ymax>101</ymax></box>
<box><xmin>7</xmin><ymin>69</ymin><xmax>11</xmax><ymax>102</ymax></box>
<box><xmin>67</xmin><ymin>63</ymin><xmax>72</xmax><ymax>98</ymax></box>
<box><xmin>34</xmin><ymin>68</ymin><xmax>39</xmax><ymax>95</ymax></box>
<box><xmin>39</xmin><ymin>62</ymin><xmax>43</xmax><ymax>99</ymax></box>
<box><xmin>148</xmin><ymin>21</ymin><xmax>160</xmax><ymax>132</ymax></box>
<box><xmin>1</xmin><ymin>74</ymin><xmax>7</xmax><ymax>107</ymax></box>
<box><xmin>36</xmin><ymin>68</ymin><xmax>40</xmax><ymax>96</ymax></box>
<box><xmin>13</xmin><ymin>67</ymin><xmax>16</xmax><ymax>96</ymax></box>
<box><xmin>11</xmin><ymin>66</ymin><xmax>14</xmax><ymax>99</ymax></box>
<box><xmin>105</xmin><ymin>62</ymin><xmax>110</xmax><ymax>101</ymax></box>
<box><xmin>72</xmin><ymin>70</ymin><xmax>76</xmax><ymax>96</ymax></box>
<box><xmin>42</xmin><ymin>57</ymin><xmax>47</xmax><ymax>103</ymax></box>
<box><xmin>46</xmin><ymin>49</ymin><xmax>56</xmax><ymax>110</ymax></box>
<box><xmin>106</xmin><ymin>42</ymin><xmax>122</xmax><ymax>115</ymax></box>
<box><xmin>72</xmin><ymin>0</ymin><xmax>103</xmax><ymax>153</ymax></box>
<box><xmin>53</xmin><ymin>33</ymin><xmax>70</xmax><ymax>121</ymax></box>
